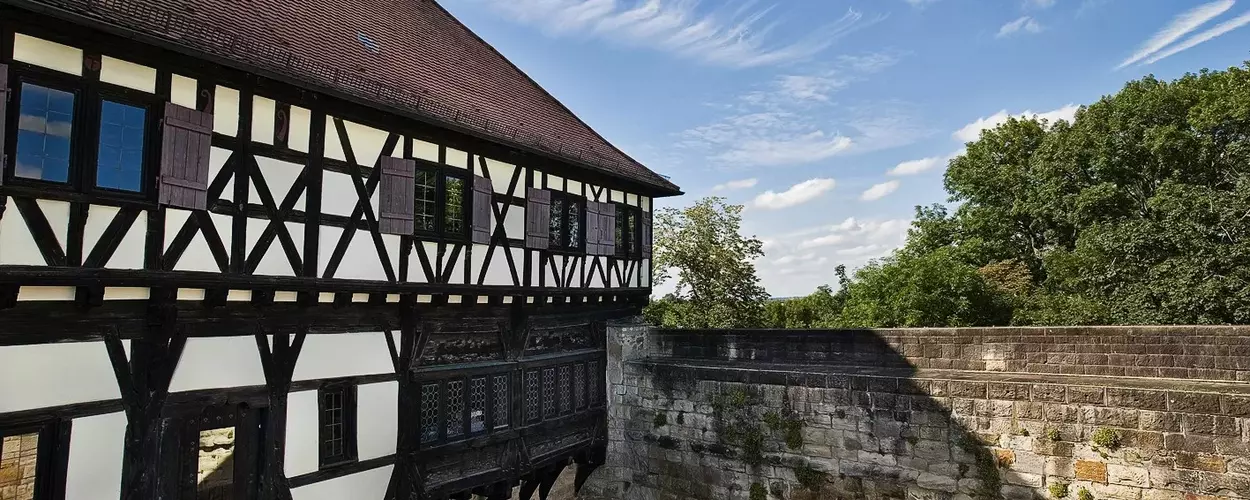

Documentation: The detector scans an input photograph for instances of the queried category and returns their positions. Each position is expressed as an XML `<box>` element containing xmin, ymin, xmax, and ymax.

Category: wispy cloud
<box><xmin>860</xmin><ymin>180</ymin><xmax>901</xmax><ymax>201</ymax></box>
<box><xmin>889</xmin><ymin>157</ymin><xmax>943</xmax><ymax>176</ymax></box>
<box><xmin>1024</xmin><ymin>0</ymin><xmax>1057</xmax><ymax>9</ymax></box>
<box><xmin>1116</xmin><ymin>0</ymin><xmax>1234</xmax><ymax>69</ymax></box>
<box><xmin>904</xmin><ymin>0</ymin><xmax>939</xmax><ymax>8</ymax></box>
<box><xmin>953</xmin><ymin>104</ymin><xmax>1079</xmax><ymax>143</ymax></box>
<box><xmin>753</xmin><ymin>178</ymin><xmax>836</xmax><ymax>210</ymax></box>
<box><xmin>712</xmin><ymin>178</ymin><xmax>759</xmax><ymax>191</ymax></box>
<box><xmin>472</xmin><ymin>0</ymin><xmax>878</xmax><ymax>68</ymax></box>
<box><xmin>997</xmin><ymin>16</ymin><xmax>1044</xmax><ymax>37</ymax></box>
<box><xmin>1143</xmin><ymin>10</ymin><xmax>1250</xmax><ymax>65</ymax></box>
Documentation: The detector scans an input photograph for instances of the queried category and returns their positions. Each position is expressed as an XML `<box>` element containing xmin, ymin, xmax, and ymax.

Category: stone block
<box><xmin>916</xmin><ymin>472</ymin><xmax>959</xmax><ymax>493</ymax></box>
<box><xmin>1001</xmin><ymin>470</ymin><xmax>1043</xmax><ymax>488</ymax></box>
<box><xmin>1106</xmin><ymin>388</ymin><xmax>1169</xmax><ymax>410</ymax></box>
<box><xmin>1139</xmin><ymin>411</ymin><xmax>1182</xmax><ymax>432</ymax></box>
<box><xmin>1032</xmin><ymin>384</ymin><xmax>1067</xmax><ymax>402</ymax></box>
<box><xmin>1175</xmin><ymin>452</ymin><xmax>1226</xmax><ymax>473</ymax></box>
<box><xmin>1168</xmin><ymin>391</ymin><xmax>1221</xmax><ymax>414</ymax></box>
<box><xmin>1075</xmin><ymin>460</ymin><xmax>1108</xmax><ymax>482</ymax></box>
<box><xmin>1200</xmin><ymin>469</ymin><xmax>1250</xmax><ymax>497</ymax></box>
<box><xmin>1067</xmin><ymin>386</ymin><xmax>1106</xmax><ymax>405</ymax></box>
<box><xmin>1107</xmin><ymin>464</ymin><xmax>1149</xmax><ymax>487</ymax></box>
<box><xmin>1046</xmin><ymin>457</ymin><xmax>1075</xmax><ymax>477</ymax></box>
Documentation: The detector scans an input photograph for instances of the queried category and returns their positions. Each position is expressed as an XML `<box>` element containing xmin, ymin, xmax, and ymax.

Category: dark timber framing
<box><xmin>0</xmin><ymin>4</ymin><xmax>660</xmax><ymax>500</ymax></box>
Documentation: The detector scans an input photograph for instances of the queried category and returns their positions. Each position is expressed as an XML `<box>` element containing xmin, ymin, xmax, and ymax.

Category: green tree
<box><xmin>644</xmin><ymin>197</ymin><xmax>769</xmax><ymax>328</ymax></box>
<box><xmin>837</xmin><ymin>248</ymin><xmax>1012</xmax><ymax>328</ymax></box>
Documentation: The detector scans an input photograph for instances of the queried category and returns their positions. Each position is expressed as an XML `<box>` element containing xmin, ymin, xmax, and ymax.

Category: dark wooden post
<box><xmin>255</xmin><ymin>324</ymin><xmax>308</xmax><ymax>500</ymax></box>
<box><xmin>393</xmin><ymin>299</ymin><xmax>422</xmax><ymax>500</ymax></box>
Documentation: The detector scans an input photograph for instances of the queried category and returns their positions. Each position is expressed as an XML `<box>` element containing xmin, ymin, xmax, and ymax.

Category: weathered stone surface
<box><xmin>1075</xmin><ymin>460</ymin><xmax>1108</xmax><ymax>483</ymax></box>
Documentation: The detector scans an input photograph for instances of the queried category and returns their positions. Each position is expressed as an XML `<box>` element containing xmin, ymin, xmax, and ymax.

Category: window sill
<box><xmin>0</xmin><ymin>184</ymin><xmax>156</xmax><ymax>209</ymax></box>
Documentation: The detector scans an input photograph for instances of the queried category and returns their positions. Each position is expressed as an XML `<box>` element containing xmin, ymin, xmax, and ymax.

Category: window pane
<box><xmin>321</xmin><ymin>389</ymin><xmax>346</xmax><ymax>462</ymax></box>
<box><xmin>415</xmin><ymin>170</ymin><xmax>437</xmax><ymax>233</ymax></box>
<box><xmin>96</xmin><ymin>100</ymin><xmax>146</xmax><ymax>192</ymax></box>
<box><xmin>549</xmin><ymin>197</ymin><xmax>564</xmax><ymax>249</ymax></box>
<box><xmin>197</xmin><ymin>427</ymin><xmax>236</xmax><ymax>500</ymax></box>
<box><xmin>616</xmin><ymin>209</ymin><xmax>627</xmax><ymax>258</ymax></box>
<box><xmin>0</xmin><ymin>432</ymin><xmax>40</xmax><ymax>500</ymax></box>
<box><xmin>469</xmin><ymin>377</ymin><xmax>486</xmax><ymax>434</ymax></box>
<box><xmin>446</xmin><ymin>380</ymin><xmax>464</xmax><ymax>438</ymax></box>
<box><xmin>628</xmin><ymin>211</ymin><xmax>639</xmax><ymax>255</ymax></box>
<box><xmin>444</xmin><ymin>176</ymin><xmax>465</xmax><ymax>236</ymax></box>
<box><xmin>420</xmin><ymin>384</ymin><xmax>439</xmax><ymax>443</ymax></box>
<box><xmin>15</xmin><ymin>83</ymin><xmax>75</xmax><ymax>183</ymax></box>
<box><xmin>566</xmin><ymin>200</ymin><xmax>581</xmax><ymax>249</ymax></box>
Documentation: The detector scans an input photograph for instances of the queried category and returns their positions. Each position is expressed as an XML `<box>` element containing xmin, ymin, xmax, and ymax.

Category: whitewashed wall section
<box><xmin>165</xmin><ymin>209</ymin><xmax>232</xmax><ymax>273</ymax></box>
<box><xmin>285</xmin><ymin>390</ymin><xmax>319</xmax><ymax>477</ymax></box>
<box><xmin>168</xmin><ymin>336</ymin><xmax>266</xmax><ymax>392</ymax></box>
<box><xmin>65</xmin><ymin>412</ymin><xmax>127</xmax><ymax>500</ymax></box>
<box><xmin>291</xmin><ymin>332</ymin><xmax>393</xmax><ymax>382</ymax></box>
<box><xmin>290</xmin><ymin>465</ymin><xmax>393</xmax><ymax>500</ymax></box>
<box><xmin>82</xmin><ymin>205</ymin><xmax>147</xmax><ymax>270</ymax></box>
<box><xmin>357</xmin><ymin>381</ymin><xmax>399</xmax><ymax>460</ymax></box>
<box><xmin>0</xmin><ymin>340</ymin><xmax>128</xmax><ymax>413</ymax></box>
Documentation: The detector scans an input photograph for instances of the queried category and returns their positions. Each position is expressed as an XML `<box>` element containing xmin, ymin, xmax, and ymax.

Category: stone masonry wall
<box><xmin>581</xmin><ymin>324</ymin><xmax>1250</xmax><ymax>500</ymax></box>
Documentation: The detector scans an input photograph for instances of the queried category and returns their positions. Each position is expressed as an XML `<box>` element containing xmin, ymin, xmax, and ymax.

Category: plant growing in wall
<box><xmin>712</xmin><ymin>390</ymin><xmax>767</xmax><ymax>465</ymax></box>
<box><xmin>1049</xmin><ymin>481</ymin><xmax>1069</xmax><ymax>498</ymax></box>
<box><xmin>1076</xmin><ymin>487</ymin><xmax>1094</xmax><ymax>500</ymax></box>
<box><xmin>749</xmin><ymin>482</ymin><xmax>767</xmax><ymax>500</ymax></box>
<box><xmin>1091</xmin><ymin>428</ymin><xmax>1120</xmax><ymax>450</ymax></box>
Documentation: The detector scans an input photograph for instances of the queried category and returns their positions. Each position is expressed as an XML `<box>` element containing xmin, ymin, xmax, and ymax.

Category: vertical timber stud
<box><xmin>158</xmin><ymin>103</ymin><xmax>213</xmax><ymax>210</ymax></box>
<box><xmin>394</xmin><ymin>299</ymin><xmax>421</xmax><ymax>500</ymax></box>
<box><xmin>472</xmin><ymin>176</ymin><xmax>492</xmax><ymax>244</ymax></box>
<box><xmin>303</xmin><ymin>110</ymin><xmax>326</xmax><ymax>282</ymax></box>
<box><xmin>379</xmin><ymin>157</ymin><xmax>417</xmax><ymax>235</ymax></box>
<box><xmin>0</xmin><ymin>63</ymin><xmax>9</xmax><ymax>187</ymax></box>
<box><xmin>255</xmin><ymin>326</ymin><xmax>308</xmax><ymax>500</ymax></box>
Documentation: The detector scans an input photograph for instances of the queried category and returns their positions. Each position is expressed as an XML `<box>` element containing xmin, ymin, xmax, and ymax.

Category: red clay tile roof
<box><xmin>19</xmin><ymin>0</ymin><xmax>681</xmax><ymax>195</ymax></box>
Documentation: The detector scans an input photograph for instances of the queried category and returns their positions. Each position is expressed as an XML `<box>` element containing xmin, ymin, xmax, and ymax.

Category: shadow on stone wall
<box><xmin>581</xmin><ymin>325</ymin><xmax>1250</xmax><ymax>500</ymax></box>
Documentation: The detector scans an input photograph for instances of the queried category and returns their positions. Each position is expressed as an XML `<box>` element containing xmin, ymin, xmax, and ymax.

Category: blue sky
<box><xmin>443</xmin><ymin>0</ymin><xmax>1250</xmax><ymax>297</ymax></box>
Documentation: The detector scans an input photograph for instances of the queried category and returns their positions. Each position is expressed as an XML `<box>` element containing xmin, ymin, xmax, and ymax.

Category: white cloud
<box><xmin>712</xmin><ymin>178</ymin><xmax>759</xmax><ymax>191</ymax></box>
<box><xmin>749</xmin><ymin>217</ymin><xmax>912</xmax><ymax>297</ymax></box>
<box><xmin>1144</xmin><ymin>10</ymin><xmax>1250</xmax><ymax>65</ymax></box>
<box><xmin>752</xmin><ymin>178</ymin><xmax>836</xmax><ymax>210</ymax></box>
<box><xmin>953</xmin><ymin>104</ymin><xmax>1079</xmax><ymax>143</ymax></box>
<box><xmin>997</xmin><ymin>16</ymin><xmax>1043</xmax><ymax>37</ymax></box>
<box><xmin>905</xmin><ymin>0</ymin><xmax>939</xmax><ymax>7</ymax></box>
<box><xmin>472</xmin><ymin>1</ymin><xmax>876</xmax><ymax>68</ymax></box>
<box><xmin>860</xmin><ymin>180</ymin><xmax>901</xmax><ymax>201</ymax></box>
<box><xmin>1025</xmin><ymin>0</ymin><xmax>1057</xmax><ymax>9</ymax></box>
<box><xmin>776</xmin><ymin>74</ymin><xmax>850</xmax><ymax>102</ymax></box>
<box><xmin>1116</xmin><ymin>0</ymin><xmax>1233</xmax><ymax>69</ymax></box>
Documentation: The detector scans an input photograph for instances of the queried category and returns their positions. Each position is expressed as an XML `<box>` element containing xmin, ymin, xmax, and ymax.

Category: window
<box><xmin>420</xmin><ymin>384</ymin><xmax>439</xmax><ymax>444</ymax></box>
<box><xmin>469</xmin><ymin>377</ymin><xmax>487</xmax><ymax>434</ymax></box>
<box><xmin>409</xmin><ymin>166</ymin><xmax>469</xmax><ymax>240</ymax></box>
<box><xmin>492</xmin><ymin>375</ymin><xmax>509</xmax><ymax>429</ymax></box>
<box><xmin>180</xmin><ymin>403</ymin><xmax>262</xmax><ymax>500</ymax></box>
<box><xmin>548</xmin><ymin>192</ymin><xmax>584</xmax><ymax>251</ymax></box>
<box><xmin>0</xmin><ymin>430</ymin><xmax>42</xmax><ymax>500</ymax></box>
<box><xmin>14</xmin><ymin>83</ymin><xmax>75</xmax><ymax>183</ymax></box>
<box><xmin>318</xmin><ymin>383</ymin><xmax>357</xmax><ymax>468</ymax></box>
<box><xmin>197</xmin><ymin>427</ymin><xmax>236</xmax><ymax>499</ymax></box>
<box><xmin>616</xmin><ymin>204</ymin><xmax>641</xmax><ymax>259</ymax></box>
<box><xmin>95</xmin><ymin>100</ymin><xmax>146</xmax><ymax>192</ymax></box>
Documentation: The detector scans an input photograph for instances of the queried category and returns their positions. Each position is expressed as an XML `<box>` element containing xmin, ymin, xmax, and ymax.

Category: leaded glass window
<box><xmin>15</xmin><ymin>83</ymin><xmax>74</xmax><ymax>183</ymax></box>
<box><xmin>444</xmin><ymin>175</ymin><xmax>465</xmax><ymax>236</ymax></box>
<box><xmin>420</xmin><ymin>384</ymin><xmax>439</xmax><ymax>443</ymax></box>
<box><xmin>415</xmin><ymin>169</ymin><xmax>437</xmax><ymax>233</ymax></box>
<box><xmin>95</xmin><ymin>100</ymin><xmax>146</xmax><ymax>192</ymax></box>
<box><xmin>470</xmin><ymin>377</ymin><xmax>487</xmax><ymax>434</ymax></box>
<box><xmin>493</xmin><ymin>375</ymin><xmax>509</xmax><ymax>429</ymax></box>
<box><xmin>446</xmin><ymin>380</ymin><xmax>464</xmax><ymax>438</ymax></box>
<box><xmin>525</xmin><ymin>370</ymin><xmax>539</xmax><ymax>423</ymax></box>
<box><xmin>541</xmin><ymin>368</ymin><xmax>555</xmax><ymax>419</ymax></box>
<box><xmin>574</xmin><ymin>363</ymin><xmax>586</xmax><ymax>410</ymax></box>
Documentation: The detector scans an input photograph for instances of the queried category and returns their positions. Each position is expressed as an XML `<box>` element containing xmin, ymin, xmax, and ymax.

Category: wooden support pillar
<box><xmin>255</xmin><ymin>324</ymin><xmax>308</xmax><ymax>500</ymax></box>
<box><xmin>538</xmin><ymin>465</ymin><xmax>563</xmax><ymax>500</ymax></box>
<box><xmin>392</xmin><ymin>300</ymin><xmax>422</xmax><ymax>500</ymax></box>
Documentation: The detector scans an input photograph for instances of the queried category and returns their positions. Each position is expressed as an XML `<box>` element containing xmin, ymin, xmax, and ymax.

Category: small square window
<box><xmin>318</xmin><ymin>383</ymin><xmax>357</xmax><ymax>468</ymax></box>
<box><xmin>14</xmin><ymin>83</ymin><xmax>75</xmax><ymax>183</ymax></box>
<box><xmin>95</xmin><ymin>100</ymin><xmax>146</xmax><ymax>192</ymax></box>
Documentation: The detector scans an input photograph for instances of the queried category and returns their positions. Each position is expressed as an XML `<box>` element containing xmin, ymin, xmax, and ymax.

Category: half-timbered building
<box><xmin>0</xmin><ymin>0</ymin><xmax>681</xmax><ymax>499</ymax></box>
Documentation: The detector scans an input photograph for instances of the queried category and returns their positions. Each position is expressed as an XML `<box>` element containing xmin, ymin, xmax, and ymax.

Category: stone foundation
<box><xmin>583</xmin><ymin>325</ymin><xmax>1250</xmax><ymax>500</ymax></box>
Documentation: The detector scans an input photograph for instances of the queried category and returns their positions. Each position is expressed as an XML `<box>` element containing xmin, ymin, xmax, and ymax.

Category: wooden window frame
<box><xmin>2</xmin><ymin>58</ymin><xmax>161</xmax><ymax>204</ymax></box>
<box><xmin>547</xmin><ymin>190</ymin><xmax>585</xmax><ymax>254</ymax></box>
<box><xmin>0</xmin><ymin>419</ymin><xmax>68</xmax><ymax>500</ymax></box>
<box><xmin>317</xmin><ymin>381</ymin><xmax>358</xmax><ymax>469</ymax></box>
<box><xmin>615</xmin><ymin>203</ymin><xmax>642</xmax><ymax>260</ymax></box>
<box><xmin>178</xmin><ymin>403</ymin><xmax>264</xmax><ymax>500</ymax></box>
<box><xmin>411</xmin><ymin>160</ymin><xmax>471</xmax><ymax>243</ymax></box>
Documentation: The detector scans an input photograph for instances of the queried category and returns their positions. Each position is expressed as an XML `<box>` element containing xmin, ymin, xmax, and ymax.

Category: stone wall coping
<box><xmin>653</xmin><ymin>325</ymin><xmax>1250</xmax><ymax>337</ymax></box>
<box><xmin>631</xmin><ymin>358</ymin><xmax>1250</xmax><ymax>396</ymax></box>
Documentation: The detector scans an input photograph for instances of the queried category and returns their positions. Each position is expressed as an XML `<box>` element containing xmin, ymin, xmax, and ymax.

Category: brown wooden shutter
<box><xmin>159</xmin><ymin>102</ymin><xmax>213</xmax><ymax>210</ymax></box>
<box><xmin>641</xmin><ymin>211</ymin><xmax>652</xmax><ymax>259</ymax></box>
<box><xmin>525</xmin><ymin>188</ymin><xmax>551</xmax><ymax>249</ymax></box>
<box><xmin>0</xmin><ymin>64</ymin><xmax>8</xmax><ymax>187</ymax></box>
<box><xmin>601</xmin><ymin>203</ymin><xmax>616</xmax><ymax>257</ymax></box>
<box><xmin>585</xmin><ymin>201</ymin><xmax>602</xmax><ymax>255</ymax></box>
<box><xmin>471</xmin><ymin>176</ymin><xmax>493</xmax><ymax>244</ymax></box>
<box><xmin>378</xmin><ymin>157</ymin><xmax>417</xmax><ymax>235</ymax></box>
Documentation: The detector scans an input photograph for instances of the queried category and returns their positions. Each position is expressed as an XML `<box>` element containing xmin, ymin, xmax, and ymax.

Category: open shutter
<box><xmin>641</xmin><ymin>211</ymin><xmax>652</xmax><ymax>259</ymax></box>
<box><xmin>525</xmin><ymin>188</ymin><xmax>551</xmax><ymax>249</ymax></box>
<box><xmin>471</xmin><ymin>176</ymin><xmax>493</xmax><ymax>244</ymax></box>
<box><xmin>601</xmin><ymin>203</ymin><xmax>616</xmax><ymax>257</ymax></box>
<box><xmin>378</xmin><ymin>157</ymin><xmax>416</xmax><ymax>235</ymax></box>
<box><xmin>159</xmin><ymin>102</ymin><xmax>213</xmax><ymax>210</ymax></box>
<box><xmin>0</xmin><ymin>64</ymin><xmax>8</xmax><ymax>187</ymax></box>
<box><xmin>585</xmin><ymin>202</ymin><xmax>602</xmax><ymax>255</ymax></box>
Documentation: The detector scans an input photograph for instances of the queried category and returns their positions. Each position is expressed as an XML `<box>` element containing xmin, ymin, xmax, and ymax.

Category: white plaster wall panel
<box><xmin>325</xmin><ymin>230</ymin><xmax>388</xmax><ymax>281</ymax></box>
<box><xmin>12</xmin><ymin>33</ymin><xmax>82</xmax><ymax>76</ymax></box>
<box><xmin>446</xmin><ymin>247</ymin><xmax>467</xmax><ymax>285</ymax></box>
<box><xmin>547</xmin><ymin>174</ymin><xmax>563</xmax><ymax>190</ymax></box>
<box><xmin>288</xmin><ymin>106</ymin><xmax>312</xmax><ymax>153</ymax></box>
<box><xmin>413</xmin><ymin>139</ymin><xmax>439</xmax><ymax>163</ymax></box>
<box><xmin>0</xmin><ymin>199</ymin><xmax>48</xmax><ymax>266</ymax></box>
<box><xmin>504</xmin><ymin>205</ymin><xmax>524</xmax><ymax>240</ymax></box>
<box><xmin>0</xmin><ymin>340</ymin><xmax>127</xmax><ymax>413</ymax></box>
<box><xmin>213</xmin><ymin>86</ymin><xmax>240</xmax><ymax>137</ymax></box>
<box><xmin>291</xmin><ymin>465</ymin><xmax>393</xmax><ymax>500</ymax></box>
<box><xmin>627</xmin><ymin>193</ymin><xmax>639</xmax><ymax>206</ymax></box>
<box><xmin>292</xmin><ymin>332</ymin><xmax>393</xmax><ymax>381</ymax></box>
<box><xmin>642</xmin><ymin>197</ymin><xmax>651</xmax><ymax>212</ymax></box>
<box><xmin>17</xmin><ymin>286</ymin><xmax>75</xmax><ymax>301</ymax></box>
<box><xmin>100</xmin><ymin>56</ymin><xmax>156</xmax><ymax>93</ymax></box>
<box><xmin>589</xmin><ymin>257</ymin><xmax>605</xmax><ymax>288</ymax></box>
<box><xmin>570</xmin><ymin>257</ymin><xmax>583</xmax><ymax>288</ymax></box>
<box><xmin>404</xmin><ymin>244</ymin><xmax>430</xmax><ymax>283</ymax></box>
<box><xmin>171</xmin><ymin>74</ymin><xmax>198</xmax><ymax>109</ymax></box>
<box><xmin>568</xmin><ymin>180</ymin><xmax>583</xmax><ymax>196</ymax></box>
<box><xmin>473</xmin><ymin>244</ymin><xmax>504</xmax><ymax>286</ymax></box>
<box><xmin>444</xmin><ymin>147</ymin><xmax>468</xmax><ymax>169</ymax></box>
<box><xmin>65</xmin><ymin>412</ymin><xmax>126</xmax><ymax>500</ymax></box>
<box><xmin>252</xmin><ymin>96</ymin><xmax>277</xmax><ymax>145</ymax></box>
<box><xmin>383</xmin><ymin>234</ymin><xmax>401</xmax><ymax>282</ymax></box>
<box><xmin>610</xmin><ymin>190</ymin><xmax>625</xmax><ymax>203</ymax></box>
<box><xmin>169</xmin><ymin>212</ymin><xmax>232</xmax><ymax>273</ymax></box>
<box><xmin>102</xmin><ymin>287</ymin><xmax>148</xmax><ymax>301</ymax></box>
<box><xmin>248</xmin><ymin>219</ymin><xmax>304</xmax><ymax>277</ymax></box>
<box><xmin>529</xmin><ymin>250</ymin><xmax>543</xmax><ymax>287</ymax></box>
<box><xmin>344</xmin><ymin>120</ymin><xmax>388</xmax><ymax>167</ymax></box>
<box><xmin>82</xmin><ymin>205</ymin><xmax>118</xmax><ymax>260</ymax></box>
<box><xmin>169</xmin><ymin>336</ymin><xmax>266</xmax><ymax>392</ymax></box>
<box><xmin>357</xmin><ymin>381</ymin><xmax>399</xmax><ymax>460</ymax></box>
<box><xmin>86</xmin><ymin>206</ymin><xmax>146</xmax><ymax>270</ymax></box>
<box><xmin>320</xmin><ymin>171</ymin><xmax>358</xmax><ymax>217</ymax></box>
<box><xmin>546</xmin><ymin>256</ymin><xmax>561</xmax><ymax>287</ymax></box>
<box><xmin>285</xmin><ymin>390</ymin><xmax>319</xmax><ymax>478</ymax></box>
<box><xmin>255</xmin><ymin>156</ymin><xmax>306</xmax><ymax>210</ymax></box>
<box><xmin>586</xmin><ymin>184</ymin><xmax>605</xmax><ymax>203</ymax></box>
<box><xmin>642</xmin><ymin>258</ymin><xmax>652</xmax><ymax>287</ymax></box>
<box><xmin>484</xmin><ymin>158</ymin><xmax>515</xmax><ymax>194</ymax></box>
<box><xmin>210</xmin><ymin>146</ymin><xmax>234</xmax><ymax>202</ymax></box>
<box><xmin>324</xmin><ymin>118</ymin><xmax>346</xmax><ymax>161</ymax></box>
<box><xmin>629</xmin><ymin>261</ymin><xmax>642</xmax><ymax>288</ymax></box>
<box><xmin>38</xmin><ymin>199</ymin><xmax>70</xmax><ymax>255</ymax></box>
